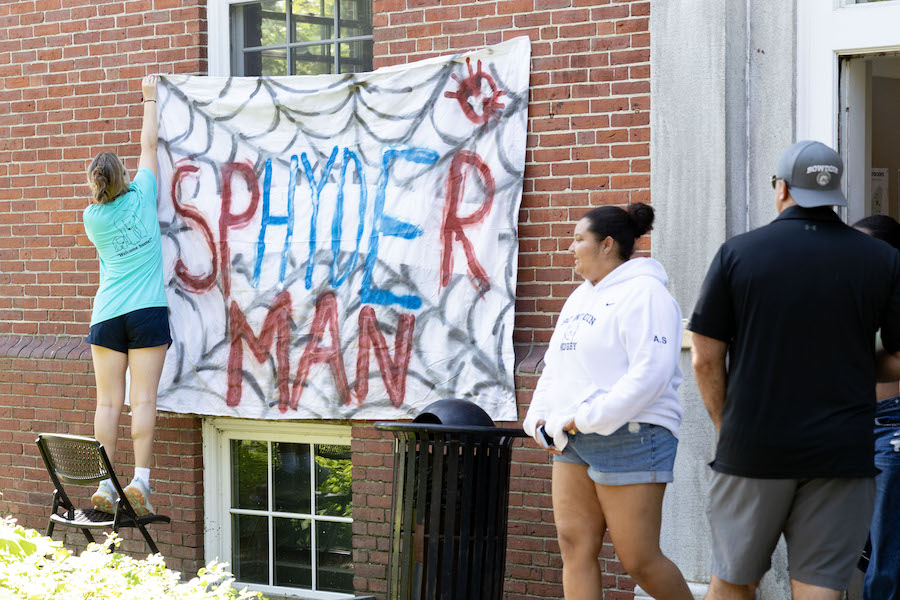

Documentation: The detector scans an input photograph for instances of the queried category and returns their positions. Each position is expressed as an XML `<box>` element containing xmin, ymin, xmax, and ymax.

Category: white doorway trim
<box><xmin>797</xmin><ymin>0</ymin><xmax>900</xmax><ymax>144</ymax></box>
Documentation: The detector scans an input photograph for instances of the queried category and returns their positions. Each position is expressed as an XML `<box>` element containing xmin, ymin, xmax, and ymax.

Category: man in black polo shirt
<box><xmin>689</xmin><ymin>140</ymin><xmax>900</xmax><ymax>600</ymax></box>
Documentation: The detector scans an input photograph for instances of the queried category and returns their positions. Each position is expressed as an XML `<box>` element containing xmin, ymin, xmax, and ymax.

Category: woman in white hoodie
<box><xmin>523</xmin><ymin>203</ymin><xmax>691</xmax><ymax>600</ymax></box>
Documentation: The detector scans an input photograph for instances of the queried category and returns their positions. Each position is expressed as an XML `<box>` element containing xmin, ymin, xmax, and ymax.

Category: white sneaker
<box><xmin>123</xmin><ymin>479</ymin><xmax>155</xmax><ymax>517</ymax></box>
<box><xmin>91</xmin><ymin>479</ymin><xmax>117</xmax><ymax>514</ymax></box>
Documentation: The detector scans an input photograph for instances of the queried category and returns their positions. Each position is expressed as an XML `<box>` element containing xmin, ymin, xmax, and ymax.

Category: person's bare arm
<box><xmin>138</xmin><ymin>74</ymin><xmax>158</xmax><ymax>176</ymax></box>
<box><xmin>876</xmin><ymin>348</ymin><xmax>900</xmax><ymax>383</ymax></box>
<box><xmin>691</xmin><ymin>332</ymin><xmax>729</xmax><ymax>433</ymax></box>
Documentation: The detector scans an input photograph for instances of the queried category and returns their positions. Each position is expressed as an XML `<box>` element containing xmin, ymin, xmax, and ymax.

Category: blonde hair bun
<box><xmin>87</xmin><ymin>152</ymin><xmax>128</xmax><ymax>204</ymax></box>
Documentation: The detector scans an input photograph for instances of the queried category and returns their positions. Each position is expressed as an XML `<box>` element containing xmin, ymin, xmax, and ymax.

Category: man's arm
<box><xmin>876</xmin><ymin>348</ymin><xmax>900</xmax><ymax>382</ymax></box>
<box><xmin>691</xmin><ymin>332</ymin><xmax>729</xmax><ymax>433</ymax></box>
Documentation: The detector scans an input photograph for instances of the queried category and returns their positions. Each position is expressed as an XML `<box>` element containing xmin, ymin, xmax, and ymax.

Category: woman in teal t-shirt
<box><xmin>82</xmin><ymin>74</ymin><xmax>167</xmax><ymax>517</ymax></box>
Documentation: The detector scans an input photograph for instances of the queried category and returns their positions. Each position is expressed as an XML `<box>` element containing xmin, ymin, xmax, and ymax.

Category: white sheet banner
<box><xmin>154</xmin><ymin>37</ymin><xmax>530</xmax><ymax>420</ymax></box>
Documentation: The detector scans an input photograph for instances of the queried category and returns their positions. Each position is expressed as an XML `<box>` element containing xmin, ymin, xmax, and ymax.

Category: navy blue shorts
<box><xmin>85</xmin><ymin>307</ymin><xmax>172</xmax><ymax>354</ymax></box>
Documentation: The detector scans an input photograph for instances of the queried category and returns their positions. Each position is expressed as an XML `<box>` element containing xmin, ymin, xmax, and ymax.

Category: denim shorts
<box><xmin>553</xmin><ymin>422</ymin><xmax>678</xmax><ymax>485</ymax></box>
<box><xmin>85</xmin><ymin>307</ymin><xmax>172</xmax><ymax>354</ymax></box>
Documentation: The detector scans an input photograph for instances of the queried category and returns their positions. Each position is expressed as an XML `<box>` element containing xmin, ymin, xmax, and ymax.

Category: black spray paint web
<box><xmin>154</xmin><ymin>37</ymin><xmax>530</xmax><ymax>420</ymax></box>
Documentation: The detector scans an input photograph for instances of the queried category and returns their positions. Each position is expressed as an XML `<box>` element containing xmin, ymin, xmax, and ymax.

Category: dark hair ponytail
<box><xmin>582</xmin><ymin>202</ymin><xmax>655</xmax><ymax>260</ymax></box>
<box><xmin>853</xmin><ymin>215</ymin><xmax>900</xmax><ymax>251</ymax></box>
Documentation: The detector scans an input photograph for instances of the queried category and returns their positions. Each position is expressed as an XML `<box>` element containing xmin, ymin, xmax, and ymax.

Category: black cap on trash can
<box><xmin>412</xmin><ymin>398</ymin><xmax>495</xmax><ymax>427</ymax></box>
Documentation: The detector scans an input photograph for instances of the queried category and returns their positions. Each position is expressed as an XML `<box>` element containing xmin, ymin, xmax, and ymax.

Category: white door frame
<box><xmin>797</xmin><ymin>0</ymin><xmax>900</xmax><ymax>144</ymax></box>
<box><xmin>797</xmin><ymin>0</ymin><xmax>900</xmax><ymax>221</ymax></box>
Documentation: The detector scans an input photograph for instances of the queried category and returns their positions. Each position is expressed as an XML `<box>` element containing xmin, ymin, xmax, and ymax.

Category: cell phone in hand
<box><xmin>538</xmin><ymin>425</ymin><xmax>554</xmax><ymax>447</ymax></box>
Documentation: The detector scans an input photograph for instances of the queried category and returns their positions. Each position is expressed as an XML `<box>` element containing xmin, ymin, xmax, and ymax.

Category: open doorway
<box><xmin>840</xmin><ymin>54</ymin><xmax>900</xmax><ymax>223</ymax></box>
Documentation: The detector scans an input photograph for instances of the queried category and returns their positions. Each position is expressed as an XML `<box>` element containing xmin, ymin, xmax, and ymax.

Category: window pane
<box><xmin>242</xmin><ymin>48</ymin><xmax>288</xmax><ymax>76</ymax></box>
<box><xmin>273</xmin><ymin>442</ymin><xmax>312</xmax><ymax>514</ymax></box>
<box><xmin>339</xmin><ymin>0</ymin><xmax>372</xmax><ymax>37</ymax></box>
<box><xmin>232</xmin><ymin>514</ymin><xmax>268</xmax><ymax>584</ymax></box>
<box><xmin>338</xmin><ymin>40</ymin><xmax>373</xmax><ymax>74</ymax></box>
<box><xmin>294</xmin><ymin>19</ymin><xmax>334</xmax><ymax>44</ymax></box>
<box><xmin>293</xmin><ymin>44</ymin><xmax>334</xmax><ymax>76</ymax></box>
<box><xmin>231</xmin><ymin>440</ymin><xmax>268</xmax><ymax>510</ymax></box>
<box><xmin>315</xmin><ymin>444</ymin><xmax>352</xmax><ymax>517</ymax></box>
<box><xmin>317</xmin><ymin>520</ymin><xmax>354</xmax><ymax>593</ymax></box>
<box><xmin>293</xmin><ymin>0</ymin><xmax>335</xmax><ymax>43</ymax></box>
<box><xmin>274</xmin><ymin>517</ymin><xmax>313</xmax><ymax>588</ymax></box>
<box><xmin>293</xmin><ymin>0</ymin><xmax>335</xmax><ymax>19</ymax></box>
<box><xmin>238</xmin><ymin>0</ymin><xmax>287</xmax><ymax>48</ymax></box>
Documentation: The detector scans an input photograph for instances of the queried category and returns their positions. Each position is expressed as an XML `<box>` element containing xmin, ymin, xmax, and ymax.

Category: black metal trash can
<box><xmin>375</xmin><ymin>400</ymin><xmax>528</xmax><ymax>600</ymax></box>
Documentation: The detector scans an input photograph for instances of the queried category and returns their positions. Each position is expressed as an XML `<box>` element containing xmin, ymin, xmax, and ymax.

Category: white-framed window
<box><xmin>203</xmin><ymin>418</ymin><xmax>354</xmax><ymax>599</ymax></box>
<box><xmin>207</xmin><ymin>0</ymin><xmax>373</xmax><ymax>77</ymax></box>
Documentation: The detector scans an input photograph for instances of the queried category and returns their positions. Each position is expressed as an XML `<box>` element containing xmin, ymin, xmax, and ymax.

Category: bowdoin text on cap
<box><xmin>774</xmin><ymin>140</ymin><xmax>848</xmax><ymax>208</ymax></box>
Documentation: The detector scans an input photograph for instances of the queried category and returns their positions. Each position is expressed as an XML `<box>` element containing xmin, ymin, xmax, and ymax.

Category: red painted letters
<box><xmin>291</xmin><ymin>292</ymin><xmax>351</xmax><ymax>409</ymax></box>
<box><xmin>355</xmin><ymin>306</ymin><xmax>415</xmax><ymax>407</ymax></box>
<box><xmin>218</xmin><ymin>162</ymin><xmax>260</xmax><ymax>298</ymax></box>
<box><xmin>440</xmin><ymin>150</ymin><xmax>494</xmax><ymax>293</ymax></box>
<box><xmin>227</xmin><ymin>290</ymin><xmax>293</xmax><ymax>410</ymax></box>
<box><xmin>171</xmin><ymin>163</ymin><xmax>219</xmax><ymax>293</ymax></box>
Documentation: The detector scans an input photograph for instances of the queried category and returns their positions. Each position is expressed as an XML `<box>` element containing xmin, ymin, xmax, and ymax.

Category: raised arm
<box><xmin>138</xmin><ymin>74</ymin><xmax>158</xmax><ymax>176</ymax></box>
<box><xmin>691</xmin><ymin>332</ymin><xmax>729</xmax><ymax>433</ymax></box>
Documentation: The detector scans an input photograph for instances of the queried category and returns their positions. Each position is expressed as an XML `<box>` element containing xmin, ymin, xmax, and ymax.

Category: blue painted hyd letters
<box><xmin>302</xmin><ymin>146</ymin><xmax>339</xmax><ymax>289</ymax></box>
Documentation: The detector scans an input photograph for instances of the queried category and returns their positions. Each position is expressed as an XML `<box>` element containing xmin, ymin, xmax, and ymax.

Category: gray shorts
<box><xmin>707</xmin><ymin>471</ymin><xmax>875</xmax><ymax>590</ymax></box>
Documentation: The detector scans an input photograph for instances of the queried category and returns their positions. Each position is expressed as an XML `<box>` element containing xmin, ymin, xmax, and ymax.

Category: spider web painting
<box><xmin>154</xmin><ymin>36</ymin><xmax>530</xmax><ymax>420</ymax></box>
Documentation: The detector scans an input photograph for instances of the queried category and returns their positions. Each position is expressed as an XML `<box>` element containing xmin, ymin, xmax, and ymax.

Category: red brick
<box><xmin>631</xmin><ymin>2</ymin><xmax>650</xmax><ymax>17</ymax></box>
<box><xmin>462</xmin><ymin>3</ymin><xmax>496</xmax><ymax>18</ymax></box>
<box><xmin>591</xmin><ymin>5</ymin><xmax>630</xmax><ymax>20</ymax></box>
<box><xmin>616</xmin><ymin>17</ymin><xmax>649</xmax><ymax>34</ymax></box>
<box><xmin>610</xmin><ymin>48</ymin><xmax>650</xmax><ymax>65</ymax></box>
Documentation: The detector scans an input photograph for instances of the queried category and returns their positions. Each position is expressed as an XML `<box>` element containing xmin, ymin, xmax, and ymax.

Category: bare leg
<box><xmin>790</xmin><ymin>580</ymin><xmax>841</xmax><ymax>600</ymax></box>
<box><xmin>127</xmin><ymin>345</ymin><xmax>167</xmax><ymax>470</ymax></box>
<box><xmin>598</xmin><ymin>482</ymin><xmax>692</xmax><ymax>600</ymax></box>
<box><xmin>706</xmin><ymin>575</ymin><xmax>758</xmax><ymax>600</ymax></box>
<box><xmin>552</xmin><ymin>461</ymin><xmax>607</xmax><ymax>600</ymax></box>
<box><xmin>91</xmin><ymin>345</ymin><xmax>129</xmax><ymax>462</ymax></box>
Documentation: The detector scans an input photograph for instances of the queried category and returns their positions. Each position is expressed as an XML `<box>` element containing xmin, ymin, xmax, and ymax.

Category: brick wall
<box><xmin>353</xmin><ymin>1</ymin><xmax>651</xmax><ymax>598</ymax></box>
<box><xmin>372</xmin><ymin>0</ymin><xmax>651</xmax><ymax>350</ymax></box>
<box><xmin>0</xmin><ymin>0</ymin><xmax>208</xmax><ymax>577</ymax></box>
<box><xmin>0</xmin><ymin>0</ymin><xmax>207</xmax><ymax>339</ymax></box>
<box><xmin>0</xmin><ymin>336</ymin><xmax>206</xmax><ymax>574</ymax></box>
<box><xmin>1</xmin><ymin>0</ymin><xmax>650</xmax><ymax>598</ymax></box>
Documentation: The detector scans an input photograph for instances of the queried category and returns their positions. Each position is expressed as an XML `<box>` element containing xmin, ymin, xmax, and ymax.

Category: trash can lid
<box><xmin>412</xmin><ymin>398</ymin><xmax>495</xmax><ymax>427</ymax></box>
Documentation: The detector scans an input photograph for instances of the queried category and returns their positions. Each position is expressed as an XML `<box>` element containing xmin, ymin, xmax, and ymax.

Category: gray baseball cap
<box><xmin>775</xmin><ymin>140</ymin><xmax>847</xmax><ymax>208</ymax></box>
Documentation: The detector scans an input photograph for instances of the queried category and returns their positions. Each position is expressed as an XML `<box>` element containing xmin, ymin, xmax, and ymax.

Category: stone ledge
<box><xmin>0</xmin><ymin>337</ymin><xmax>554</xmax><ymax>372</ymax></box>
<box><xmin>0</xmin><ymin>335</ymin><xmax>90</xmax><ymax>361</ymax></box>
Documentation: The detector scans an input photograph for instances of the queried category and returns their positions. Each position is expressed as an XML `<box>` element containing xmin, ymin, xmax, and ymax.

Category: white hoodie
<box><xmin>523</xmin><ymin>257</ymin><xmax>684</xmax><ymax>451</ymax></box>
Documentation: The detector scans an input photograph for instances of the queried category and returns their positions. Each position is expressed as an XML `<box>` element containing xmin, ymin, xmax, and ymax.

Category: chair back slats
<box><xmin>36</xmin><ymin>433</ymin><xmax>168</xmax><ymax>555</ymax></box>
<box><xmin>37</xmin><ymin>434</ymin><xmax>111</xmax><ymax>485</ymax></box>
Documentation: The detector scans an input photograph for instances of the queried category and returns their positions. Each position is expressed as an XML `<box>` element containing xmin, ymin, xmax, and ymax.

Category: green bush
<box><xmin>0</xmin><ymin>517</ymin><xmax>264</xmax><ymax>600</ymax></box>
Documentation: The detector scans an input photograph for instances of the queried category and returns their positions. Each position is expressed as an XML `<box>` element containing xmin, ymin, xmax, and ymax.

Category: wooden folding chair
<box><xmin>35</xmin><ymin>433</ymin><xmax>170</xmax><ymax>554</ymax></box>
